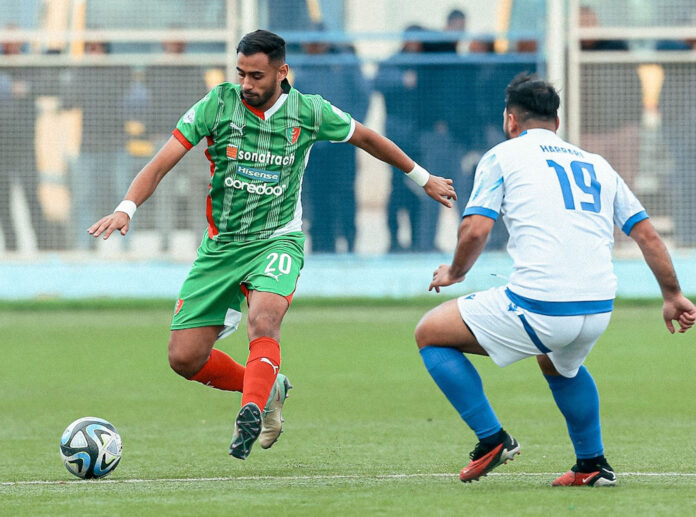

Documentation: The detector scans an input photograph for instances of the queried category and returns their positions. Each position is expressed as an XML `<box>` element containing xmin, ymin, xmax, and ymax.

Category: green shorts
<box><xmin>171</xmin><ymin>232</ymin><xmax>305</xmax><ymax>337</ymax></box>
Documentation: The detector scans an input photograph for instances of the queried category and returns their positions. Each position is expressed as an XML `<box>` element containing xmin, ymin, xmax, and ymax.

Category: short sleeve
<box><xmin>172</xmin><ymin>87</ymin><xmax>220</xmax><ymax>149</ymax></box>
<box><xmin>463</xmin><ymin>151</ymin><xmax>504</xmax><ymax>220</ymax></box>
<box><xmin>316</xmin><ymin>99</ymin><xmax>355</xmax><ymax>143</ymax></box>
<box><xmin>613</xmin><ymin>174</ymin><xmax>648</xmax><ymax>235</ymax></box>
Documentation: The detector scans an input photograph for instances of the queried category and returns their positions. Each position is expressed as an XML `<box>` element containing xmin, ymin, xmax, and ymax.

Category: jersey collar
<box><xmin>241</xmin><ymin>86</ymin><xmax>290</xmax><ymax>120</ymax></box>
<box><xmin>519</xmin><ymin>128</ymin><xmax>556</xmax><ymax>138</ymax></box>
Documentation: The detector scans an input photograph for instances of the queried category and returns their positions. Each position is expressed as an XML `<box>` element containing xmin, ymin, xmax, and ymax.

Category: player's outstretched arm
<box><xmin>348</xmin><ymin>121</ymin><xmax>457</xmax><ymax>207</ymax></box>
<box><xmin>429</xmin><ymin>215</ymin><xmax>495</xmax><ymax>292</ymax></box>
<box><xmin>629</xmin><ymin>219</ymin><xmax>696</xmax><ymax>333</ymax></box>
<box><xmin>88</xmin><ymin>136</ymin><xmax>188</xmax><ymax>240</ymax></box>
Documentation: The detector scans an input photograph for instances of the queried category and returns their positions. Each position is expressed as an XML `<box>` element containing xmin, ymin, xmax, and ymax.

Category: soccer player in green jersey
<box><xmin>89</xmin><ymin>29</ymin><xmax>457</xmax><ymax>460</ymax></box>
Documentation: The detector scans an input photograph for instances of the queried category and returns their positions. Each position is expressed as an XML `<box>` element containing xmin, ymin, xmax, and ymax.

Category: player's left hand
<box><xmin>663</xmin><ymin>293</ymin><xmax>696</xmax><ymax>334</ymax></box>
<box><xmin>424</xmin><ymin>176</ymin><xmax>457</xmax><ymax>208</ymax></box>
<box><xmin>429</xmin><ymin>264</ymin><xmax>465</xmax><ymax>293</ymax></box>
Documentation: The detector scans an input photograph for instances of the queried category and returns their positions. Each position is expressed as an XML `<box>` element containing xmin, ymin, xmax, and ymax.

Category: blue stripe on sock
<box><xmin>544</xmin><ymin>365</ymin><xmax>604</xmax><ymax>459</ymax></box>
<box><xmin>419</xmin><ymin>346</ymin><xmax>501</xmax><ymax>440</ymax></box>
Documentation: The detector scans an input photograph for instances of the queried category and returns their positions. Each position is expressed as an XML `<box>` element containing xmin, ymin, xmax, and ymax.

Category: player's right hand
<box><xmin>429</xmin><ymin>264</ymin><xmax>465</xmax><ymax>293</ymax></box>
<box><xmin>88</xmin><ymin>212</ymin><xmax>131</xmax><ymax>240</ymax></box>
<box><xmin>424</xmin><ymin>176</ymin><xmax>457</xmax><ymax>208</ymax></box>
<box><xmin>662</xmin><ymin>293</ymin><xmax>696</xmax><ymax>334</ymax></box>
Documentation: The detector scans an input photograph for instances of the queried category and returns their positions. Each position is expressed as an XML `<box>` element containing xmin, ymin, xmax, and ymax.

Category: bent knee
<box><xmin>168</xmin><ymin>342</ymin><xmax>206</xmax><ymax>379</ymax></box>
<box><xmin>414</xmin><ymin>317</ymin><xmax>434</xmax><ymax>349</ymax></box>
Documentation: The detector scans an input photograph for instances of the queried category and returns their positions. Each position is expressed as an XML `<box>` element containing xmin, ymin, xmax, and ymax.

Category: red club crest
<box><xmin>285</xmin><ymin>127</ymin><xmax>301</xmax><ymax>144</ymax></box>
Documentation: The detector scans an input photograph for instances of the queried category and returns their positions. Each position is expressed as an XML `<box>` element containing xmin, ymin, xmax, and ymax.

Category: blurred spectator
<box><xmin>424</xmin><ymin>9</ymin><xmax>466</xmax><ymax>54</ymax></box>
<box><xmin>293</xmin><ymin>25</ymin><xmax>370</xmax><ymax>253</ymax></box>
<box><xmin>579</xmin><ymin>6</ymin><xmax>628</xmax><ymax>51</ymax></box>
<box><xmin>658</xmin><ymin>34</ymin><xmax>696</xmax><ymax>246</ymax></box>
<box><xmin>417</xmin><ymin>17</ymin><xmax>476</xmax><ymax>252</ymax></box>
<box><xmin>61</xmin><ymin>40</ymin><xmax>131</xmax><ymax>250</ymax></box>
<box><xmin>0</xmin><ymin>25</ymin><xmax>54</xmax><ymax>251</ymax></box>
<box><xmin>144</xmin><ymin>35</ymin><xmax>208</xmax><ymax>249</ymax></box>
<box><xmin>578</xmin><ymin>5</ymin><xmax>641</xmax><ymax>192</ymax></box>
<box><xmin>516</xmin><ymin>39</ymin><xmax>538</xmax><ymax>53</ymax></box>
<box><xmin>457</xmin><ymin>39</ymin><xmax>537</xmax><ymax>250</ymax></box>
<box><xmin>374</xmin><ymin>25</ymin><xmax>435</xmax><ymax>252</ymax></box>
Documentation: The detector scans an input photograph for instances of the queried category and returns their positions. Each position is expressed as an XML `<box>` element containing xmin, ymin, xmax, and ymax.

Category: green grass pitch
<box><xmin>1</xmin><ymin>299</ymin><xmax>694</xmax><ymax>516</ymax></box>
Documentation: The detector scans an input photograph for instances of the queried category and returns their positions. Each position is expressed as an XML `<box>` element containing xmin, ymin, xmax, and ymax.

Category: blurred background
<box><xmin>1</xmin><ymin>0</ymin><xmax>695</xmax><ymax>299</ymax></box>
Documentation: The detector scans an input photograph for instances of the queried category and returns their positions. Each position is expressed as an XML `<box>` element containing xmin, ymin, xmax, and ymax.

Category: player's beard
<box><xmin>242</xmin><ymin>85</ymin><xmax>277</xmax><ymax>108</ymax></box>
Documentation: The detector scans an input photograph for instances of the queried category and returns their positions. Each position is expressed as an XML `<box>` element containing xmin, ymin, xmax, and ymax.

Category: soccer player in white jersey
<box><xmin>415</xmin><ymin>73</ymin><xmax>695</xmax><ymax>486</ymax></box>
<box><xmin>89</xmin><ymin>30</ymin><xmax>457</xmax><ymax>460</ymax></box>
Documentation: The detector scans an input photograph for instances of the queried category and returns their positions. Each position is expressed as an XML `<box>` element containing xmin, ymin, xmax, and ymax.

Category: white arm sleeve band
<box><xmin>114</xmin><ymin>200</ymin><xmax>137</xmax><ymax>220</ymax></box>
<box><xmin>405</xmin><ymin>163</ymin><xmax>430</xmax><ymax>187</ymax></box>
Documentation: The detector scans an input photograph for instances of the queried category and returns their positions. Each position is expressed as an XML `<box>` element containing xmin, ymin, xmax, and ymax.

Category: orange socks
<box><xmin>190</xmin><ymin>348</ymin><xmax>245</xmax><ymax>392</ymax></box>
<box><xmin>241</xmin><ymin>337</ymin><xmax>281</xmax><ymax>409</ymax></box>
<box><xmin>187</xmin><ymin>337</ymin><xmax>281</xmax><ymax>411</ymax></box>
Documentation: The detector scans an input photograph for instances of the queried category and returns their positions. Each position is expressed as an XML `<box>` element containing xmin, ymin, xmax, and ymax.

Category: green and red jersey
<box><xmin>173</xmin><ymin>80</ymin><xmax>355</xmax><ymax>242</ymax></box>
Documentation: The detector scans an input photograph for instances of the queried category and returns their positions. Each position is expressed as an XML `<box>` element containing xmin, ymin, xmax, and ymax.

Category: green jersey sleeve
<box><xmin>173</xmin><ymin>87</ymin><xmax>221</xmax><ymax>148</ymax></box>
<box><xmin>316</xmin><ymin>99</ymin><xmax>355</xmax><ymax>143</ymax></box>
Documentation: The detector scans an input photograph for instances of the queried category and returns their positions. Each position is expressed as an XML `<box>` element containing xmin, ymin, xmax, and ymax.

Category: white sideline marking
<box><xmin>2</xmin><ymin>472</ymin><xmax>695</xmax><ymax>487</ymax></box>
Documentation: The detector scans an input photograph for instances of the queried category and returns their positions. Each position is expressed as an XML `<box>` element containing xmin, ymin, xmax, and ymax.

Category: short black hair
<box><xmin>505</xmin><ymin>72</ymin><xmax>560</xmax><ymax>122</ymax></box>
<box><xmin>236</xmin><ymin>29</ymin><xmax>286</xmax><ymax>63</ymax></box>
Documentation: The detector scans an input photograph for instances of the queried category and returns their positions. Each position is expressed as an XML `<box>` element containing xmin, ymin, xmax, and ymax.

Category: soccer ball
<box><xmin>59</xmin><ymin>417</ymin><xmax>122</xmax><ymax>479</ymax></box>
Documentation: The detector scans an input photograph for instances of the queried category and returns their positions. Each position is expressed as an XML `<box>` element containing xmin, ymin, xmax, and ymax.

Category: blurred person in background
<box><xmin>418</xmin><ymin>11</ymin><xmax>472</xmax><ymax>251</ymax></box>
<box><xmin>458</xmin><ymin>38</ymin><xmax>539</xmax><ymax>251</ymax></box>
<box><xmin>293</xmin><ymin>23</ymin><xmax>370</xmax><ymax>253</ymax></box>
<box><xmin>375</xmin><ymin>25</ymin><xmax>436</xmax><ymax>252</ymax></box>
<box><xmin>579</xmin><ymin>5</ymin><xmax>628</xmax><ymax>52</ymax></box>
<box><xmin>458</xmin><ymin>38</ymin><xmax>508</xmax><ymax>251</ymax></box>
<box><xmin>424</xmin><ymin>9</ymin><xmax>467</xmax><ymax>54</ymax></box>
<box><xmin>144</xmin><ymin>34</ymin><xmax>209</xmax><ymax>250</ymax></box>
<box><xmin>657</xmin><ymin>26</ymin><xmax>696</xmax><ymax>247</ymax></box>
<box><xmin>578</xmin><ymin>5</ymin><xmax>642</xmax><ymax>192</ymax></box>
<box><xmin>61</xmin><ymin>39</ymin><xmax>131</xmax><ymax>250</ymax></box>
<box><xmin>0</xmin><ymin>24</ymin><xmax>53</xmax><ymax>251</ymax></box>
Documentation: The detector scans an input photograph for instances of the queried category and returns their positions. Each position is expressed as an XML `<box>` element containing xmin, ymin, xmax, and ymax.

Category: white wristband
<box><xmin>114</xmin><ymin>200</ymin><xmax>137</xmax><ymax>220</ymax></box>
<box><xmin>405</xmin><ymin>163</ymin><xmax>430</xmax><ymax>187</ymax></box>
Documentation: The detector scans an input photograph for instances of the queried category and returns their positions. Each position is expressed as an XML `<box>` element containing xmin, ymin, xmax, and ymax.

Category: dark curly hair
<box><xmin>505</xmin><ymin>72</ymin><xmax>560</xmax><ymax>122</ymax></box>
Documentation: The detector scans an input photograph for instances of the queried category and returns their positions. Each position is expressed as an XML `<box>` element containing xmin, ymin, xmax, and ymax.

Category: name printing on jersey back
<box><xmin>539</xmin><ymin>144</ymin><xmax>584</xmax><ymax>157</ymax></box>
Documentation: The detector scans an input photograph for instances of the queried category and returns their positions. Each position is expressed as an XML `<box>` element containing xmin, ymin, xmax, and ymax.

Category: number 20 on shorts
<box><xmin>265</xmin><ymin>252</ymin><xmax>292</xmax><ymax>278</ymax></box>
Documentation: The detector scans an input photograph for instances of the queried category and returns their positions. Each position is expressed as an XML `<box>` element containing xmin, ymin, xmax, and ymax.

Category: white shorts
<box><xmin>456</xmin><ymin>286</ymin><xmax>612</xmax><ymax>377</ymax></box>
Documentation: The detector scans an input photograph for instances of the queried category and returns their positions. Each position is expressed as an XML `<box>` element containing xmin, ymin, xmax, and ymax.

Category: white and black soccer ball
<box><xmin>60</xmin><ymin>417</ymin><xmax>122</xmax><ymax>479</ymax></box>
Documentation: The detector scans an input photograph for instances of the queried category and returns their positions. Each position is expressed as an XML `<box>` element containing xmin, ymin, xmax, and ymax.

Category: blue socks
<box><xmin>420</xmin><ymin>345</ymin><xmax>603</xmax><ymax>459</ymax></box>
<box><xmin>419</xmin><ymin>346</ymin><xmax>501</xmax><ymax>439</ymax></box>
<box><xmin>544</xmin><ymin>365</ymin><xmax>604</xmax><ymax>459</ymax></box>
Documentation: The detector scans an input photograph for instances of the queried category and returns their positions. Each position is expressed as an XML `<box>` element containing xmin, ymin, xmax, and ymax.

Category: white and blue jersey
<box><xmin>464</xmin><ymin>128</ymin><xmax>648</xmax><ymax>315</ymax></box>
